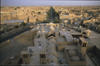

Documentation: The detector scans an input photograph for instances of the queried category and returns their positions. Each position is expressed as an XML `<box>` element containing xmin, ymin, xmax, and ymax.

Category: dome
<box><xmin>49</xmin><ymin>22</ymin><xmax>54</xmax><ymax>25</ymax></box>
<box><xmin>40</xmin><ymin>26</ymin><xmax>44</xmax><ymax>31</ymax></box>
<box><xmin>62</xmin><ymin>29</ymin><xmax>65</xmax><ymax>31</ymax></box>
<box><xmin>79</xmin><ymin>26</ymin><xmax>82</xmax><ymax>28</ymax></box>
<box><xmin>70</xmin><ymin>56</ymin><xmax>80</xmax><ymax>62</ymax></box>
<box><xmin>36</xmin><ymin>26</ymin><xmax>39</xmax><ymax>30</ymax></box>
<box><xmin>49</xmin><ymin>26</ymin><xmax>54</xmax><ymax>31</ymax></box>
<box><xmin>85</xmin><ymin>29</ymin><xmax>91</xmax><ymax>33</ymax></box>
<box><xmin>47</xmin><ymin>44</ymin><xmax>56</xmax><ymax>50</ymax></box>
<box><xmin>37</xmin><ymin>31</ymin><xmax>41</xmax><ymax>35</ymax></box>
<box><xmin>48</xmin><ymin>38</ymin><xmax>56</xmax><ymax>45</ymax></box>
<box><xmin>48</xmin><ymin>50</ymin><xmax>58</xmax><ymax>58</ymax></box>
<box><xmin>41</xmin><ymin>30</ymin><xmax>45</xmax><ymax>33</ymax></box>
<box><xmin>68</xmin><ymin>50</ymin><xmax>77</xmax><ymax>56</ymax></box>
<box><xmin>47</xmin><ymin>55</ymin><xmax>58</xmax><ymax>63</ymax></box>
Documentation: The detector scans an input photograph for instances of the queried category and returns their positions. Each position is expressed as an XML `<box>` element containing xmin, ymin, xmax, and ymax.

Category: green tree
<box><xmin>46</xmin><ymin>10</ymin><xmax>51</xmax><ymax>18</ymax></box>
<box><xmin>20</xmin><ymin>22</ymin><xmax>27</xmax><ymax>27</ymax></box>
<box><xmin>0</xmin><ymin>30</ymin><xmax>5</xmax><ymax>34</ymax></box>
<box><xmin>15</xmin><ymin>25</ymin><xmax>19</xmax><ymax>29</ymax></box>
<box><xmin>54</xmin><ymin>19</ymin><xmax>60</xmax><ymax>23</ymax></box>
<box><xmin>36</xmin><ymin>19</ymin><xmax>38</xmax><ymax>21</ymax></box>
<box><xmin>46</xmin><ymin>6</ymin><xmax>59</xmax><ymax>19</ymax></box>
<box><xmin>42</xmin><ymin>20</ymin><xmax>49</xmax><ymax>23</ymax></box>
<box><xmin>38</xmin><ymin>12</ymin><xmax>41</xmax><ymax>14</ymax></box>
<box><xmin>17</xmin><ymin>7</ymin><xmax>20</xmax><ymax>9</ymax></box>
<box><xmin>14</xmin><ymin>8</ymin><xmax>17</xmax><ymax>10</ymax></box>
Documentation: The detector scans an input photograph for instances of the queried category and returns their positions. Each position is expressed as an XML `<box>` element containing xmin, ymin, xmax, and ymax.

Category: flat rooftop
<box><xmin>1</xmin><ymin>20</ymin><xmax>24</xmax><ymax>23</ymax></box>
<box><xmin>79</xmin><ymin>37</ymin><xmax>87</xmax><ymax>42</ymax></box>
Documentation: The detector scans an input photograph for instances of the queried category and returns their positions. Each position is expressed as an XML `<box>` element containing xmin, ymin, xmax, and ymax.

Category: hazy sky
<box><xmin>1</xmin><ymin>0</ymin><xmax>100</xmax><ymax>6</ymax></box>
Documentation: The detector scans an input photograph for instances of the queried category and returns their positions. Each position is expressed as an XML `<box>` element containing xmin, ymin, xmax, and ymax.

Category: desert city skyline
<box><xmin>0</xmin><ymin>0</ymin><xmax>100</xmax><ymax>66</ymax></box>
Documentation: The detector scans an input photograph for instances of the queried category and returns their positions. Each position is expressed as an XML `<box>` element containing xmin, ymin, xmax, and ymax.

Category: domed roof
<box><xmin>47</xmin><ymin>44</ymin><xmax>56</xmax><ymax>50</ymax></box>
<box><xmin>48</xmin><ymin>50</ymin><xmax>58</xmax><ymax>58</ymax></box>
<box><xmin>37</xmin><ymin>31</ymin><xmax>41</xmax><ymax>35</ymax></box>
<box><xmin>49</xmin><ymin>22</ymin><xmax>54</xmax><ymax>25</ymax></box>
<box><xmin>85</xmin><ymin>29</ymin><xmax>91</xmax><ymax>33</ymax></box>
<box><xmin>41</xmin><ymin>30</ymin><xmax>45</xmax><ymax>33</ymax></box>
<box><xmin>47</xmin><ymin>55</ymin><xmax>58</xmax><ymax>63</ymax></box>
<box><xmin>68</xmin><ymin>50</ymin><xmax>77</xmax><ymax>56</ymax></box>
<box><xmin>36</xmin><ymin>26</ymin><xmax>39</xmax><ymax>30</ymax></box>
<box><xmin>62</xmin><ymin>28</ymin><xmax>65</xmax><ymax>31</ymax></box>
<box><xmin>48</xmin><ymin>38</ymin><xmax>56</xmax><ymax>45</ymax></box>
<box><xmin>37</xmin><ymin>31</ymin><xmax>41</xmax><ymax>33</ymax></box>
<box><xmin>79</xmin><ymin>26</ymin><xmax>82</xmax><ymax>28</ymax></box>
<box><xmin>70</xmin><ymin>56</ymin><xmax>80</xmax><ymax>62</ymax></box>
<box><xmin>41</xmin><ymin>26</ymin><xmax>44</xmax><ymax>31</ymax></box>
<box><xmin>49</xmin><ymin>26</ymin><xmax>54</xmax><ymax>31</ymax></box>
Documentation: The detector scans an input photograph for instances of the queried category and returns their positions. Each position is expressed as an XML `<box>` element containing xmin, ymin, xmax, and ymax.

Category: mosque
<box><xmin>21</xmin><ymin>22</ymin><xmax>88</xmax><ymax>66</ymax></box>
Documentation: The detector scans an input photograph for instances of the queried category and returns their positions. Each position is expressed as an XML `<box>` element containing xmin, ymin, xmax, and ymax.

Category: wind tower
<box><xmin>21</xmin><ymin>51</ymin><xmax>30</xmax><ymax>64</ymax></box>
<box><xmin>78</xmin><ymin>37</ymin><xmax>88</xmax><ymax>56</ymax></box>
<box><xmin>39</xmin><ymin>50</ymin><xmax>47</xmax><ymax>64</ymax></box>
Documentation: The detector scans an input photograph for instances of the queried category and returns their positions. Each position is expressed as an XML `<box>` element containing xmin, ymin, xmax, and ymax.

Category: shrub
<box><xmin>15</xmin><ymin>25</ymin><xmax>19</xmax><ymax>29</ymax></box>
<box><xmin>36</xmin><ymin>19</ymin><xmax>38</xmax><ymax>21</ymax></box>
<box><xmin>17</xmin><ymin>7</ymin><xmax>20</xmax><ymax>9</ymax></box>
<box><xmin>20</xmin><ymin>22</ymin><xmax>27</xmax><ymax>27</ymax></box>
<box><xmin>0</xmin><ymin>30</ymin><xmax>5</xmax><ymax>34</ymax></box>
<box><xmin>54</xmin><ymin>19</ymin><xmax>60</xmax><ymax>23</ymax></box>
<box><xmin>42</xmin><ymin>20</ymin><xmax>49</xmax><ymax>23</ymax></box>
<box><xmin>14</xmin><ymin>8</ymin><xmax>17</xmax><ymax>10</ymax></box>
<box><xmin>38</xmin><ymin>12</ymin><xmax>41</xmax><ymax>14</ymax></box>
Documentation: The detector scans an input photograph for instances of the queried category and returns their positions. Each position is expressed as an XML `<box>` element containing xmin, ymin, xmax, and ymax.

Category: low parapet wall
<box><xmin>87</xmin><ymin>45</ymin><xmax>95</xmax><ymax>52</ymax></box>
<box><xmin>58</xmin><ymin>41</ymin><xmax>77</xmax><ymax>51</ymax></box>
<box><xmin>64</xmin><ymin>48</ymin><xmax>86</xmax><ymax>66</ymax></box>
<box><xmin>87</xmin><ymin>45</ymin><xmax>100</xmax><ymax>66</ymax></box>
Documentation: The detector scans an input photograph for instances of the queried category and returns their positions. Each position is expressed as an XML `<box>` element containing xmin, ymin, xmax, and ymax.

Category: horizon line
<box><xmin>1</xmin><ymin>5</ymin><xmax>100</xmax><ymax>7</ymax></box>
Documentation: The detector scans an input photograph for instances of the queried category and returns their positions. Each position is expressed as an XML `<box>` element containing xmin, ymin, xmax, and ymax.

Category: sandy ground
<box><xmin>0</xmin><ymin>30</ymin><xmax>34</xmax><ymax>64</ymax></box>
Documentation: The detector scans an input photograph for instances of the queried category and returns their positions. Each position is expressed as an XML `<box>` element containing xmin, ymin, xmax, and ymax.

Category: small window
<box><xmin>83</xmin><ymin>43</ymin><xmax>86</xmax><ymax>47</ymax></box>
<box><xmin>44</xmin><ymin>54</ymin><xmax>45</xmax><ymax>58</ymax></box>
<box><xmin>40</xmin><ymin>54</ymin><xmax>45</xmax><ymax>58</ymax></box>
<box><xmin>42</xmin><ymin>54</ymin><xmax>43</xmax><ymax>58</ymax></box>
<box><xmin>23</xmin><ymin>54</ymin><xmax>28</xmax><ymax>58</ymax></box>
